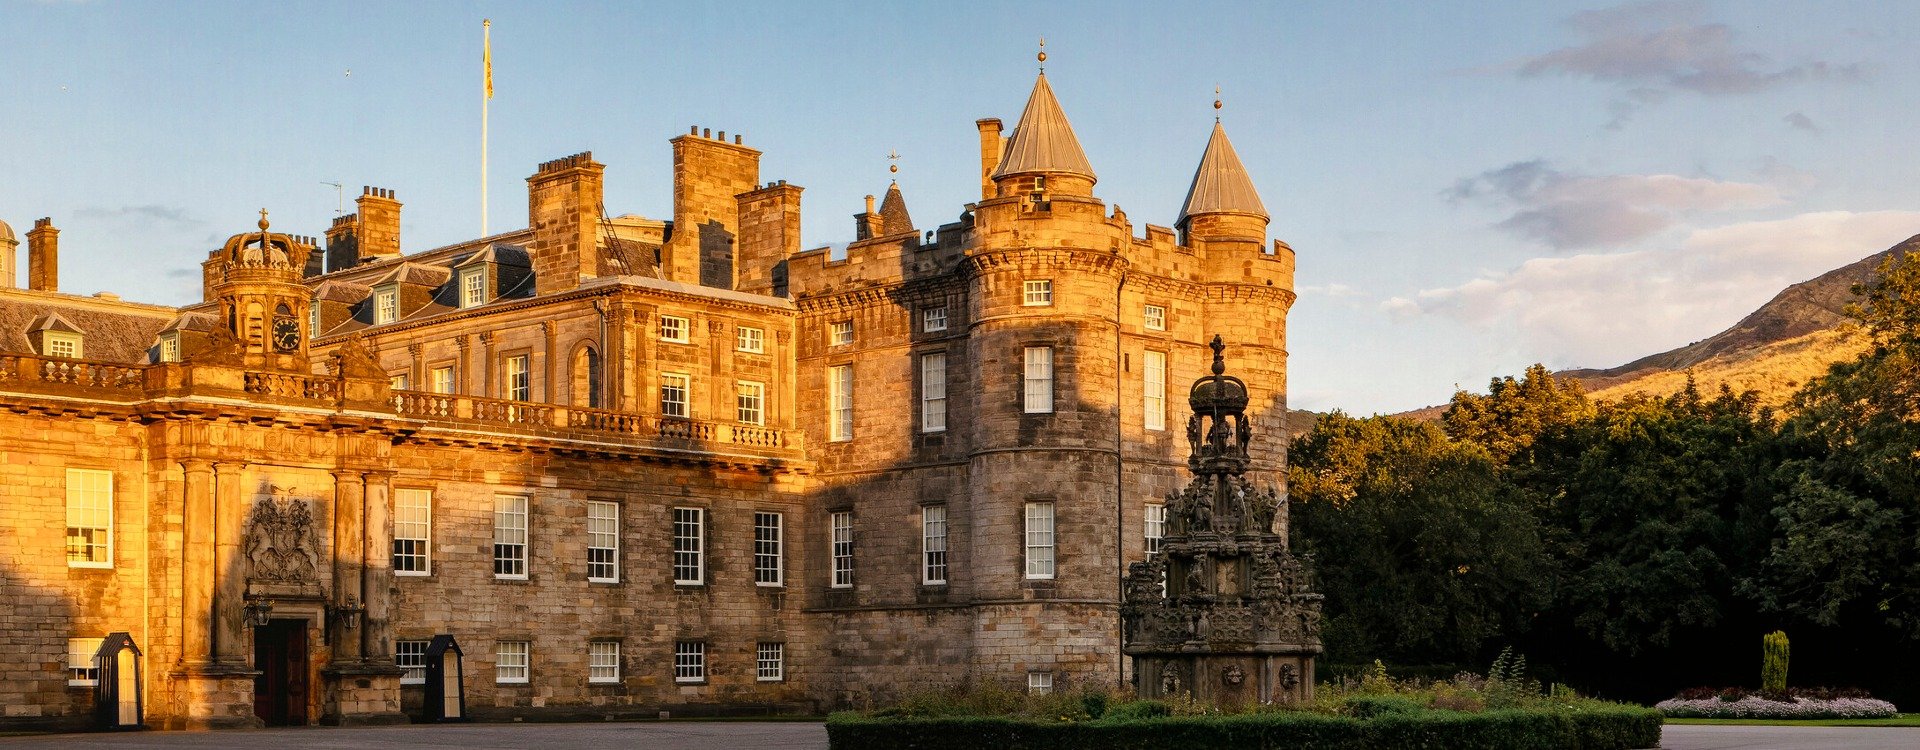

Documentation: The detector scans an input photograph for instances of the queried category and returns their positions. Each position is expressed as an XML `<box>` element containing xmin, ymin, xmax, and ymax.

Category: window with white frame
<box><xmin>1028</xmin><ymin>671</ymin><xmax>1054</xmax><ymax>694</ymax></box>
<box><xmin>309</xmin><ymin>302</ymin><xmax>321</xmax><ymax>335</ymax></box>
<box><xmin>67</xmin><ymin>637</ymin><xmax>102</xmax><ymax>687</ymax></box>
<box><xmin>506</xmin><ymin>354</ymin><xmax>530</xmax><ymax>401</ymax></box>
<box><xmin>756</xmin><ymin>642</ymin><xmax>785</xmax><ymax>682</ymax></box>
<box><xmin>923</xmin><ymin>505</ymin><xmax>948</xmax><ymax>585</ymax></box>
<box><xmin>393</xmin><ymin>488</ymin><xmax>431</xmax><ymax>575</ymax></box>
<box><xmin>921</xmin><ymin>353</ymin><xmax>947</xmax><ymax>433</ymax></box>
<box><xmin>1025</xmin><ymin>501</ymin><xmax>1055</xmax><ymax>579</ymax></box>
<box><xmin>829</xmin><ymin>320</ymin><xmax>854</xmax><ymax>346</ymax></box>
<box><xmin>496</xmin><ymin>640</ymin><xmax>529</xmax><ymax>684</ymax></box>
<box><xmin>587</xmin><ymin>501</ymin><xmax>619</xmax><ymax>583</ymax></box>
<box><xmin>374</xmin><ymin>287</ymin><xmax>398</xmax><ymax>325</ymax></box>
<box><xmin>589</xmin><ymin>641</ymin><xmax>620</xmax><ymax>684</ymax></box>
<box><xmin>1022</xmin><ymin>280</ymin><xmax>1053</xmax><ymax>306</ymax></box>
<box><xmin>431</xmin><ymin>366</ymin><xmax>455</xmax><ymax>394</ymax></box>
<box><xmin>158</xmin><ymin>334</ymin><xmax>180</xmax><ymax>363</ymax></box>
<box><xmin>753</xmin><ymin>512</ymin><xmax>784</xmax><ymax>586</ymax></box>
<box><xmin>390</xmin><ymin>373</ymin><xmax>410</xmax><ymax>391</ymax></box>
<box><xmin>46</xmin><ymin>332</ymin><xmax>82</xmax><ymax>358</ymax></box>
<box><xmin>395</xmin><ymin>640</ymin><xmax>429</xmax><ymax>685</ymax></box>
<box><xmin>660</xmin><ymin>315</ymin><xmax>690</xmax><ymax>343</ymax></box>
<box><xmin>1023</xmin><ymin>346</ymin><xmax>1054</xmax><ymax>414</ymax></box>
<box><xmin>65</xmin><ymin>469</ymin><xmax>112</xmax><ymax>568</ymax></box>
<box><xmin>1144</xmin><ymin>304</ymin><xmax>1167</xmax><ymax>331</ymax></box>
<box><xmin>673</xmin><ymin>641</ymin><xmax>705</xmax><ymax>683</ymax></box>
<box><xmin>737</xmin><ymin>381</ymin><xmax>765</xmax><ymax>425</ymax></box>
<box><xmin>493</xmin><ymin>494</ymin><xmax>528</xmax><ymax>579</ymax></box>
<box><xmin>460</xmin><ymin>267</ymin><xmax>486</xmax><ymax>308</ymax></box>
<box><xmin>923</xmin><ymin>306</ymin><xmax>947</xmax><ymax>333</ymax></box>
<box><xmin>660</xmin><ymin>373</ymin><xmax>690</xmax><ymax>418</ymax></box>
<box><xmin>827</xmin><ymin>364</ymin><xmax>853</xmax><ymax>442</ymax></box>
<box><xmin>737</xmin><ymin>326</ymin><xmax>765</xmax><ymax>353</ymax></box>
<box><xmin>830</xmin><ymin>511</ymin><xmax>853</xmax><ymax>588</ymax></box>
<box><xmin>1144</xmin><ymin>350</ymin><xmax>1167</xmax><ymax>431</ymax></box>
<box><xmin>672</xmin><ymin>507</ymin><xmax>704</xmax><ymax>585</ymax></box>
<box><xmin>1145</xmin><ymin>504</ymin><xmax>1166</xmax><ymax>558</ymax></box>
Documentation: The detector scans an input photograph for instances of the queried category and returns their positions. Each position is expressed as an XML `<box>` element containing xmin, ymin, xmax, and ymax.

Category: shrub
<box><xmin>1343</xmin><ymin>695</ymin><xmax>1424</xmax><ymax>718</ymax></box>
<box><xmin>1762</xmin><ymin>631</ymin><xmax>1790</xmax><ymax>695</ymax></box>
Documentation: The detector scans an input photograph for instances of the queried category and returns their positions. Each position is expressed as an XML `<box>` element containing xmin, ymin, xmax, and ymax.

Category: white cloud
<box><xmin>1386</xmin><ymin>210</ymin><xmax>1920</xmax><ymax>368</ymax></box>
<box><xmin>1448</xmin><ymin>160</ymin><xmax>1784</xmax><ymax>250</ymax></box>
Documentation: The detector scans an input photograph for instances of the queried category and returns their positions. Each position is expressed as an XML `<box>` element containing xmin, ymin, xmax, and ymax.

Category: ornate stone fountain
<box><xmin>1122</xmin><ymin>335</ymin><xmax>1323</xmax><ymax>705</ymax></box>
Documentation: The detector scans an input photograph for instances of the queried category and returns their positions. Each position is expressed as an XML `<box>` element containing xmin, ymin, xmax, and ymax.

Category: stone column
<box><xmin>330</xmin><ymin>470</ymin><xmax>366</xmax><ymax>665</ymax></box>
<box><xmin>479</xmin><ymin>331</ymin><xmax>495</xmax><ymax>398</ymax></box>
<box><xmin>542</xmin><ymin>319</ymin><xmax>558</xmax><ymax>402</ymax></box>
<box><xmin>180</xmin><ymin>460</ymin><xmax>215</xmax><ymax>665</ymax></box>
<box><xmin>211</xmin><ymin>462</ymin><xmax>248</xmax><ymax>665</ymax></box>
<box><xmin>454</xmin><ymin>334</ymin><xmax>471</xmax><ymax>395</ymax></box>
<box><xmin>360</xmin><ymin>471</ymin><xmax>396</xmax><ymax>661</ymax></box>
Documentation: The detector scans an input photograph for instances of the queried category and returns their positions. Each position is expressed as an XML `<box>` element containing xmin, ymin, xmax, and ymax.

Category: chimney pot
<box><xmin>703</xmin><ymin>128</ymin><xmax>711</xmax><ymax>138</ymax></box>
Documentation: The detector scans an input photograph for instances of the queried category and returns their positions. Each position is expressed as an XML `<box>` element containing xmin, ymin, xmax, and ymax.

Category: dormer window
<box><xmin>460</xmin><ymin>267</ymin><xmax>487</xmax><ymax>309</ymax></box>
<box><xmin>45</xmin><ymin>332</ymin><xmax>82</xmax><ymax>358</ymax></box>
<box><xmin>308</xmin><ymin>300</ymin><xmax>320</xmax><ymax>335</ymax></box>
<box><xmin>373</xmin><ymin>286</ymin><xmax>398</xmax><ymax>325</ymax></box>
<box><xmin>158</xmin><ymin>334</ymin><xmax>180</xmax><ymax>363</ymax></box>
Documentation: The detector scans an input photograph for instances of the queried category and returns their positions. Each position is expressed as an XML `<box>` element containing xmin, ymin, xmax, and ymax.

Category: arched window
<box><xmin>572</xmin><ymin>344</ymin><xmax>602</xmax><ymax>409</ymax></box>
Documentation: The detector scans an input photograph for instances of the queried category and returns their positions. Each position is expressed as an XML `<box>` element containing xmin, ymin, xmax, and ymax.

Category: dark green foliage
<box><xmin>824</xmin><ymin>707</ymin><xmax>1663</xmax><ymax>750</ymax></box>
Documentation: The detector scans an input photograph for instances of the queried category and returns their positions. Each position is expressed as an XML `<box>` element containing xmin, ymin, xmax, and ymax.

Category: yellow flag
<box><xmin>474</xmin><ymin>19</ymin><xmax>483</xmax><ymax>99</ymax></box>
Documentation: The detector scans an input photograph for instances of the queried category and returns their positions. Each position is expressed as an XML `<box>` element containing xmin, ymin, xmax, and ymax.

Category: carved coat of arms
<box><xmin>246</xmin><ymin>486</ymin><xmax>319</xmax><ymax>584</ymax></box>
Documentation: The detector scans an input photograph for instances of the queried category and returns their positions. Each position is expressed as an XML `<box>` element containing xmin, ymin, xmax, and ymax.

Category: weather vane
<box><xmin>1215</xmin><ymin>85</ymin><xmax>1223</xmax><ymax>122</ymax></box>
<box><xmin>1038</xmin><ymin>37</ymin><xmax>1047</xmax><ymax>72</ymax></box>
<box><xmin>888</xmin><ymin>150</ymin><xmax>900</xmax><ymax>178</ymax></box>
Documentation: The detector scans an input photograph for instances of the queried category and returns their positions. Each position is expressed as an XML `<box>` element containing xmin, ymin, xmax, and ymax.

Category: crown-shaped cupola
<box><xmin>990</xmin><ymin>72</ymin><xmax>1097</xmax><ymax>198</ymax></box>
<box><xmin>1177</xmin><ymin>117</ymin><xmax>1269</xmax><ymax>243</ymax></box>
<box><xmin>207</xmin><ymin>210</ymin><xmax>316</xmax><ymax>369</ymax></box>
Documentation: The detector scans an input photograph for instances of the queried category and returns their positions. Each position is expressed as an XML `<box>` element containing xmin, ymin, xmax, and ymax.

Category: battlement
<box><xmin>536</xmin><ymin>152</ymin><xmax>596</xmax><ymax>175</ymax></box>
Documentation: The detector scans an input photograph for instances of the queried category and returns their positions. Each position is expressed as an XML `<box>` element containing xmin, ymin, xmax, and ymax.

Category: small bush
<box><xmin>1343</xmin><ymin>695</ymin><xmax>1424</xmax><ymax>718</ymax></box>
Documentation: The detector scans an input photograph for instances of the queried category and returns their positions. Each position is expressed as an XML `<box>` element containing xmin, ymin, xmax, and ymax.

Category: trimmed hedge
<box><xmin>826</xmin><ymin>706</ymin><xmax>1663</xmax><ymax>750</ymax></box>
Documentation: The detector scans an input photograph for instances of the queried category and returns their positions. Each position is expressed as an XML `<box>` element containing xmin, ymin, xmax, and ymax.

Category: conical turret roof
<box><xmin>879</xmin><ymin>182</ymin><xmax>914</xmax><ymax>235</ymax></box>
<box><xmin>991</xmin><ymin>74</ymin><xmax>1096</xmax><ymax>181</ymax></box>
<box><xmin>1177</xmin><ymin>121</ymin><xmax>1268</xmax><ymax>225</ymax></box>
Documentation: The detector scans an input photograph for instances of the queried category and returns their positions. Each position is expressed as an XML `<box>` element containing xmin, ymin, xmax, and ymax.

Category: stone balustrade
<box><xmin>394</xmin><ymin>391</ymin><xmax>789</xmax><ymax>451</ymax></box>
<box><xmin>0</xmin><ymin>353</ymin><xmax>147</xmax><ymax>393</ymax></box>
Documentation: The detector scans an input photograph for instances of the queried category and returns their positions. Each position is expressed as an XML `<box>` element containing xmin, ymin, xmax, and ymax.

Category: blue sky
<box><xmin>4</xmin><ymin>1</ymin><xmax>1918</xmax><ymax>413</ymax></box>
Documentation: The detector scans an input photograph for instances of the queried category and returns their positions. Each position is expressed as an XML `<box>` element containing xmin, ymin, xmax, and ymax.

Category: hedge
<box><xmin>825</xmin><ymin>706</ymin><xmax>1662</xmax><ymax>750</ymax></box>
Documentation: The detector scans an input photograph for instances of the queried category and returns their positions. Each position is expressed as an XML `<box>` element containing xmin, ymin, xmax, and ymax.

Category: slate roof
<box><xmin>878</xmin><ymin>183</ymin><xmax>914</xmax><ymax>236</ymax></box>
<box><xmin>0</xmin><ymin>290</ymin><xmax>175</xmax><ymax>363</ymax></box>
<box><xmin>990</xmin><ymin>73</ymin><xmax>1096</xmax><ymax>181</ymax></box>
<box><xmin>1177</xmin><ymin>121</ymin><xmax>1268</xmax><ymax>225</ymax></box>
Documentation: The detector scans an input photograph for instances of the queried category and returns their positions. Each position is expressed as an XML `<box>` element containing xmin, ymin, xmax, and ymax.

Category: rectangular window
<box><xmin>921</xmin><ymin>353</ymin><xmax>946</xmax><ymax>433</ymax></box>
<box><xmin>756</xmin><ymin>642</ymin><xmax>785</xmax><ymax>682</ymax></box>
<box><xmin>1144</xmin><ymin>304</ymin><xmax>1167</xmax><ymax>331</ymax></box>
<box><xmin>1023</xmin><ymin>346</ymin><xmax>1054</xmax><ymax>414</ymax></box>
<box><xmin>1144</xmin><ymin>350</ymin><xmax>1167</xmax><ymax>431</ymax></box>
<box><xmin>396</xmin><ymin>640</ymin><xmax>429</xmax><ymax>685</ymax></box>
<box><xmin>587</xmin><ymin>500</ymin><xmax>619</xmax><ymax>583</ymax></box>
<box><xmin>1028</xmin><ymin>672</ymin><xmax>1054</xmax><ymax>695</ymax></box>
<box><xmin>827</xmin><ymin>364</ymin><xmax>853</xmax><ymax>442</ymax></box>
<box><xmin>673</xmin><ymin>641</ymin><xmax>705</xmax><ymax>683</ymax></box>
<box><xmin>374</xmin><ymin>288</ymin><xmax>398</xmax><ymax>325</ymax></box>
<box><xmin>830</xmin><ymin>511</ymin><xmax>854</xmax><ymax>588</ymax></box>
<box><xmin>493</xmin><ymin>494</ymin><xmax>528</xmax><ymax>579</ymax></box>
<box><xmin>65</xmin><ymin>469</ymin><xmax>112</xmax><ymax>568</ymax></box>
<box><xmin>506</xmin><ymin>354</ymin><xmax>530</xmax><ymax>401</ymax></box>
<box><xmin>1145</xmin><ymin>504</ymin><xmax>1166</xmax><ymax>558</ymax></box>
<box><xmin>393</xmin><ymin>488</ymin><xmax>431</xmax><ymax>575</ymax></box>
<box><xmin>923</xmin><ymin>306</ymin><xmax>947</xmax><ymax>333</ymax></box>
<box><xmin>431</xmin><ymin>366</ymin><xmax>455</xmax><ymax>394</ymax></box>
<box><xmin>660</xmin><ymin>373</ymin><xmax>690</xmax><ymax>418</ymax></box>
<box><xmin>309</xmin><ymin>302</ymin><xmax>320</xmax><ymax>335</ymax></box>
<box><xmin>389</xmin><ymin>373</ymin><xmax>410</xmax><ymax>391</ymax></box>
<box><xmin>496</xmin><ymin>641</ymin><xmax>529</xmax><ymax>684</ymax></box>
<box><xmin>46</xmin><ymin>332</ymin><xmax>81</xmax><ymax>358</ymax></box>
<box><xmin>672</xmin><ymin>507</ymin><xmax>704</xmax><ymax>585</ymax></box>
<box><xmin>753</xmin><ymin>512</ymin><xmax>784</xmax><ymax>587</ymax></box>
<box><xmin>460</xmin><ymin>267</ymin><xmax>486</xmax><ymax>308</ymax></box>
<box><xmin>1023</xmin><ymin>280</ymin><xmax>1053</xmax><ymax>306</ymax></box>
<box><xmin>828</xmin><ymin>320</ymin><xmax>854</xmax><ymax>346</ymax></box>
<box><xmin>737</xmin><ymin>326</ymin><xmax>765</xmax><ymax>353</ymax></box>
<box><xmin>158</xmin><ymin>335</ymin><xmax>180</xmax><ymax>363</ymax></box>
<box><xmin>737</xmin><ymin>381</ymin><xmax>765</xmax><ymax>426</ymax></box>
<box><xmin>589</xmin><ymin>641</ymin><xmax>620</xmax><ymax>684</ymax></box>
<box><xmin>923</xmin><ymin>505</ymin><xmax>948</xmax><ymax>585</ymax></box>
<box><xmin>67</xmin><ymin>637</ymin><xmax>102</xmax><ymax>687</ymax></box>
<box><xmin>660</xmin><ymin>315</ymin><xmax>690</xmax><ymax>343</ymax></box>
<box><xmin>1025</xmin><ymin>501</ymin><xmax>1055</xmax><ymax>579</ymax></box>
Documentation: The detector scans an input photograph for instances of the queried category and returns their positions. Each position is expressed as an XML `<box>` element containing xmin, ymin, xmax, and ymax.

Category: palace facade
<box><xmin>0</xmin><ymin>71</ymin><xmax>1297</xmax><ymax>729</ymax></box>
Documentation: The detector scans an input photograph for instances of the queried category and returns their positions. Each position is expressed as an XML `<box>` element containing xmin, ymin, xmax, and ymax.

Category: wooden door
<box><xmin>252</xmin><ymin>620</ymin><xmax>308</xmax><ymax>726</ymax></box>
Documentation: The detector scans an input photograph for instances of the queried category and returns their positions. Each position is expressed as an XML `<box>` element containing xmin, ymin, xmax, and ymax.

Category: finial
<box><xmin>1209</xmin><ymin>334</ymin><xmax>1226</xmax><ymax>375</ymax></box>
<box><xmin>483</xmin><ymin>18</ymin><xmax>490</xmax><ymax>28</ymax></box>
<box><xmin>1037</xmin><ymin>37</ymin><xmax>1047</xmax><ymax>72</ymax></box>
<box><xmin>1214</xmin><ymin>86</ymin><xmax>1223</xmax><ymax>122</ymax></box>
<box><xmin>258</xmin><ymin>208</ymin><xmax>270</xmax><ymax>232</ymax></box>
<box><xmin>888</xmin><ymin>149</ymin><xmax>900</xmax><ymax>176</ymax></box>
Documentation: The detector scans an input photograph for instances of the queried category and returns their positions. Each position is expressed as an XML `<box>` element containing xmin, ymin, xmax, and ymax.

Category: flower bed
<box><xmin>1656</xmin><ymin>687</ymin><xmax>1897</xmax><ymax>720</ymax></box>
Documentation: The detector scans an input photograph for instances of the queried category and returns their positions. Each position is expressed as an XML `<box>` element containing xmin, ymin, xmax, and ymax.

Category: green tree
<box><xmin>1442</xmin><ymin>364</ymin><xmax>1595</xmax><ymax>465</ymax></box>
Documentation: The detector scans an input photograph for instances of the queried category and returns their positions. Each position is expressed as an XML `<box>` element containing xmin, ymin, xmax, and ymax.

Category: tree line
<box><xmin>1289</xmin><ymin>250</ymin><xmax>1920</xmax><ymax>705</ymax></box>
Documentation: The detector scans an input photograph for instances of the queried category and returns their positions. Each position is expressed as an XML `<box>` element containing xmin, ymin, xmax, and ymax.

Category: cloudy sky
<box><xmin>3</xmin><ymin>1</ymin><xmax>1917</xmax><ymax>413</ymax></box>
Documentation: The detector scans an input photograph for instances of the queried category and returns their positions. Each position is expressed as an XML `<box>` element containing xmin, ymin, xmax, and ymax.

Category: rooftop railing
<box><xmin>393</xmin><ymin>391</ymin><xmax>789</xmax><ymax>451</ymax></box>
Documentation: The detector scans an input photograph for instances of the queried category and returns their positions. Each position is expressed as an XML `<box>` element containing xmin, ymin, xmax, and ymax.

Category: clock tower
<box><xmin>207</xmin><ymin>210</ymin><xmax>314</xmax><ymax>370</ymax></box>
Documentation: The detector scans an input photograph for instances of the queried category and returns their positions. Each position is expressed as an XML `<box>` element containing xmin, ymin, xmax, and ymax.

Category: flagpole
<box><xmin>481</xmin><ymin>18</ymin><xmax>492</xmax><ymax>237</ymax></box>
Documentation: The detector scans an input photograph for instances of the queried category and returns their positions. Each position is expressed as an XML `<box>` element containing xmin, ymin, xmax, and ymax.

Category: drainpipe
<box><xmin>1114</xmin><ymin>270</ymin><xmax>1128</xmax><ymax>689</ymax></box>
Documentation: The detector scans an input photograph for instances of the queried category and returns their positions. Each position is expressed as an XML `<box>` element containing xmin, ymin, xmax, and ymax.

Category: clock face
<box><xmin>271</xmin><ymin>316</ymin><xmax>302</xmax><ymax>352</ymax></box>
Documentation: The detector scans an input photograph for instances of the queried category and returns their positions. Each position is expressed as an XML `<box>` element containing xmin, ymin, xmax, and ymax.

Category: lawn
<box><xmin>1664</xmin><ymin>713</ymin><xmax>1920</xmax><ymax>727</ymax></box>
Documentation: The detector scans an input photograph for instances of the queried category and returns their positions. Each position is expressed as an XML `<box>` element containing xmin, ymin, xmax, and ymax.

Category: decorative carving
<box><xmin>1159</xmin><ymin>664</ymin><xmax>1184</xmax><ymax>696</ymax></box>
<box><xmin>1280</xmin><ymin>663</ymin><xmax>1301</xmax><ymax>691</ymax></box>
<box><xmin>1222</xmin><ymin>664</ymin><xmax>1245</xmax><ymax>686</ymax></box>
<box><xmin>245</xmin><ymin>487</ymin><xmax>318</xmax><ymax>585</ymax></box>
<box><xmin>332</xmin><ymin>336</ymin><xmax>384</xmax><ymax>380</ymax></box>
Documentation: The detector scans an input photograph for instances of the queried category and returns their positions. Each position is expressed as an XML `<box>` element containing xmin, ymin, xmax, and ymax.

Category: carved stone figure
<box><xmin>1222</xmin><ymin>664</ymin><xmax>1245</xmax><ymax>686</ymax></box>
<box><xmin>246</xmin><ymin>488</ymin><xmax>318</xmax><ymax>584</ymax></box>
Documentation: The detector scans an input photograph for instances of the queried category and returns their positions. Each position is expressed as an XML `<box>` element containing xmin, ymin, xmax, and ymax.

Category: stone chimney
<box><xmin>665</xmin><ymin>126</ymin><xmax>760</xmax><ymax>288</ymax></box>
<box><xmin>27</xmin><ymin>218</ymin><xmax>58</xmax><ymax>292</ymax></box>
<box><xmin>0</xmin><ymin>220</ymin><xmax>17</xmax><ymax>289</ymax></box>
<box><xmin>324</xmin><ymin>213</ymin><xmax>360</xmax><ymax>271</ymax></box>
<box><xmin>853</xmin><ymin>195</ymin><xmax>883</xmax><ymax>241</ymax></box>
<box><xmin>355</xmin><ymin>187</ymin><xmax>402</xmax><ymax>261</ymax></box>
<box><xmin>526</xmin><ymin>151</ymin><xmax>605</xmax><ymax>296</ymax></box>
<box><xmin>735</xmin><ymin>180</ymin><xmax>803</xmax><ymax>296</ymax></box>
<box><xmin>976</xmin><ymin>118</ymin><xmax>1004</xmax><ymax>200</ymax></box>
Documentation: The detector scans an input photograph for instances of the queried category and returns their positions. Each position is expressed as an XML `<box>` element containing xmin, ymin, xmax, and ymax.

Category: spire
<box><xmin>879</xmin><ymin>181</ymin><xmax>914</xmax><ymax>236</ymax></box>
<box><xmin>990</xmin><ymin>73</ymin><xmax>1096</xmax><ymax>181</ymax></box>
<box><xmin>1177</xmin><ymin>120</ymin><xmax>1267</xmax><ymax>226</ymax></box>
